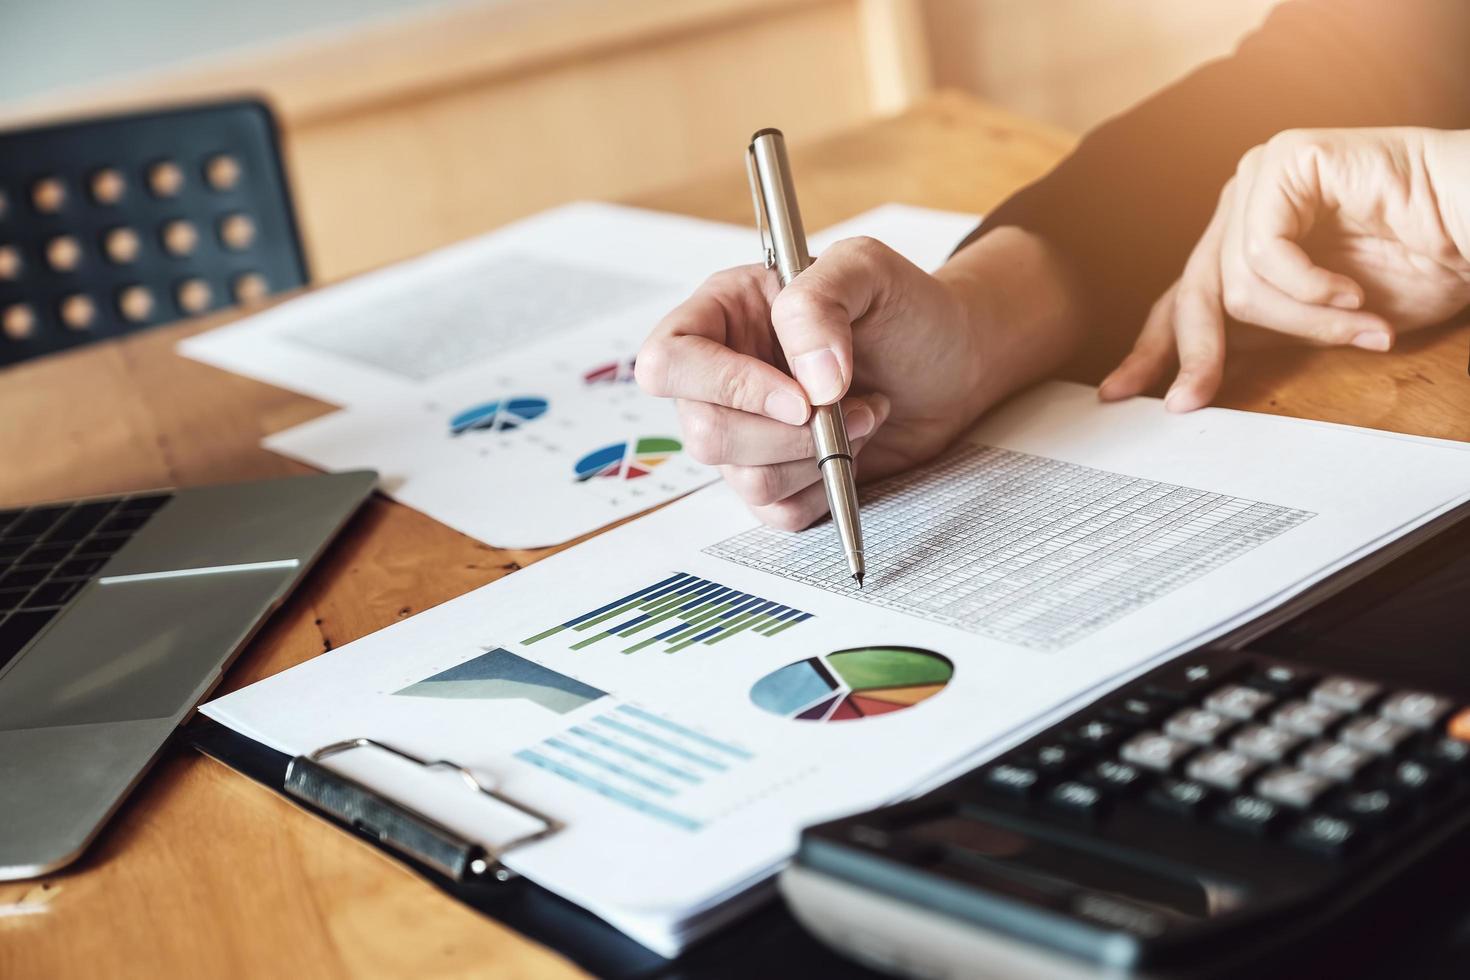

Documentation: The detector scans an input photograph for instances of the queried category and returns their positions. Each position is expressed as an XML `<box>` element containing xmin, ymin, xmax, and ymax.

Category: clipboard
<box><xmin>182</xmin><ymin>498</ymin><xmax>1470</xmax><ymax>978</ymax></box>
<box><xmin>182</xmin><ymin>717</ymin><xmax>883</xmax><ymax>979</ymax></box>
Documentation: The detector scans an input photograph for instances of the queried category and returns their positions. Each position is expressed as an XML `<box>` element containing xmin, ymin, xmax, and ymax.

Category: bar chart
<box><xmin>515</xmin><ymin>704</ymin><xmax>755</xmax><ymax>832</ymax></box>
<box><xmin>522</xmin><ymin>571</ymin><xmax>813</xmax><ymax>654</ymax></box>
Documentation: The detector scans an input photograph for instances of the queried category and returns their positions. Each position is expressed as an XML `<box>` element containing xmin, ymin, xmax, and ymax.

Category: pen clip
<box><xmin>745</xmin><ymin>145</ymin><xmax>775</xmax><ymax>270</ymax></box>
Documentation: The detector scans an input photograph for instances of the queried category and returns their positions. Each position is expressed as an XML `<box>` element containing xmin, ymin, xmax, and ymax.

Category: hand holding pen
<box><xmin>636</xmin><ymin>131</ymin><xmax>1037</xmax><ymax>558</ymax></box>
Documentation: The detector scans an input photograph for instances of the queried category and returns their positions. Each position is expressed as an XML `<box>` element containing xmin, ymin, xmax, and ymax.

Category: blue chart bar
<box><xmin>522</xmin><ymin>571</ymin><xmax>813</xmax><ymax>654</ymax></box>
<box><xmin>515</xmin><ymin>706</ymin><xmax>756</xmax><ymax>833</ymax></box>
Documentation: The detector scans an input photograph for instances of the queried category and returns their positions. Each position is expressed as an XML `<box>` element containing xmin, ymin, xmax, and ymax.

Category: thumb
<box><xmin>769</xmin><ymin>237</ymin><xmax>895</xmax><ymax>405</ymax></box>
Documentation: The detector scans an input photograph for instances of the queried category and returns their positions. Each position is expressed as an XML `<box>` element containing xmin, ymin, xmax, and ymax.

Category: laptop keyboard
<box><xmin>0</xmin><ymin>492</ymin><xmax>173</xmax><ymax>671</ymax></box>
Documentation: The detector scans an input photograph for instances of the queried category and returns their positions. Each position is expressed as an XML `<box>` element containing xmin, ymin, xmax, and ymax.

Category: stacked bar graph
<box><xmin>522</xmin><ymin>571</ymin><xmax>812</xmax><ymax>654</ymax></box>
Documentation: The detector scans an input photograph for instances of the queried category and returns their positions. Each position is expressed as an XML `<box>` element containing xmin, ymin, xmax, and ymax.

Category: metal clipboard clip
<box><xmin>284</xmin><ymin>737</ymin><xmax>562</xmax><ymax>884</ymax></box>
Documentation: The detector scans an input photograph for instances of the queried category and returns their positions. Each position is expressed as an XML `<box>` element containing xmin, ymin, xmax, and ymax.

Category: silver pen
<box><xmin>746</xmin><ymin>128</ymin><xmax>866</xmax><ymax>588</ymax></box>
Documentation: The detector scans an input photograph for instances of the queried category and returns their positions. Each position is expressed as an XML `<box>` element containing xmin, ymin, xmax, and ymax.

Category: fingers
<box><xmin>747</xmin><ymin>481</ymin><xmax>833</xmax><ymax>533</ymax></box>
<box><xmin>641</xmin><ymin>333</ymin><xmax>810</xmax><ymax>424</ymax></box>
<box><xmin>1099</xmin><ymin>282</ymin><xmax>1179</xmax><ymax>402</ymax></box>
<box><xmin>1106</xmin><ymin>134</ymin><xmax>1404</xmax><ymax>416</ymax></box>
<box><xmin>638</xmin><ymin>266</ymin><xmax>811</xmax><ymax>424</ymax></box>
<box><xmin>1219</xmin><ymin>164</ymin><xmax>1393</xmax><ymax>350</ymax></box>
<box><xmin>1239</xmin><ymin>135</ymin><xmax>1365</xmax><ymax>308</ymax></box>
<box><xmin>678</xmin><ymin>393</ymin><xmax>886</xmax><ymax>466</ymax></box>
<box><xmin>723</xmin><ymin>396</ymin><xmax>891</xmax><ymax>529</ymax></box>
<box><xmin>1245</xmin><ymin>234</ymin><xmax>1364</xmax><ymax>310</ymax></box>
<box><xmin>769</xmin><ymin>236</ymin><xmax>905</xmax><ymax>405</ymax></box>
<box><xmin>1166</xmin><ymin>283</ymin><xmax>1228</xmax><ymax>413</ymax></box>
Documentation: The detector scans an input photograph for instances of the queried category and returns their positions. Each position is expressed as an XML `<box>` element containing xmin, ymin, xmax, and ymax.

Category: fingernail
<box><xmin>844</xmin><ymin>402</ymin><xmax>876</xmax><ymax>440</ymax></box>
<box><xmin>1329</xmin><ymin>292</ymin><xmax>1362</xmax><ymax>310</ymax></box>
<box><xmin>791</xmin><ymin>348</ymin><xmax>845</xmax><ymax>404</ymax></box>
<box><xmin>1351</xmin><ymin>331</ymin><xmax>1391</xmax><ymax>352</ymax></box>
<box><xmin>1164</xmin><ymin>382</ymin><xmax>1194</xmax><ymax>413</ymax></box>
<box><xmin>764</xmin><ymin>389</ymin><xmax>809</xmax><ymax>425</ymax></box>
<box><xmin>1098</xmin><ymin>373</ymin><xmax>1120</xmax><ymax>400</ymax></box>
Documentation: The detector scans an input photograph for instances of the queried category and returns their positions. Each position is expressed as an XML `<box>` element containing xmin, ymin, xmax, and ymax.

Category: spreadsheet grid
<box><xmin>704</xmin><ymin>446</ymin><xmax>1315</xmax><ymax>650</ymax></box>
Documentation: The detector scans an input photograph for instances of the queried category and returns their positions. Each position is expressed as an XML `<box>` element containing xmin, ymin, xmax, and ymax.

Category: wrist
<box><xmin>935</xmin><ymin>226</ymin><xmax>1089</xmax><ymax>421</ymax></box>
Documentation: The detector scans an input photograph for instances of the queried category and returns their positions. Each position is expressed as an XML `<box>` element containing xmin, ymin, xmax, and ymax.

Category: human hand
<box><xmin>1101</xmin><ymin>127</ymin><xmax>1470</xmax><ymax>411</ymax></box>
<box><xmin>637</xmin><ymin>237</ymin><xmax>993</xmax><ymax>530</ymax></box>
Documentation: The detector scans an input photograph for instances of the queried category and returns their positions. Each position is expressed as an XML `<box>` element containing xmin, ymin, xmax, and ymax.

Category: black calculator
<box><xmin>779</xmin><ymin>502</ymin><xmax>1470</xmax><ymax>980</ymax></box>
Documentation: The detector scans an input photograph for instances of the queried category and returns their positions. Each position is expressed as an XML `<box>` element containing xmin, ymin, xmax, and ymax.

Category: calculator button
<box><xmin>1204</xmin><ymin>685</ymin><xmax>1275</xmax><ymax>721</ymax></box>
<box><xmin>1271</xmin><ymin>700</ymin><xmax>1342</xmax><ymax>738</ymax></box>
<box><xmin>1387</xmin><ymin>759</ymin><xmax>1447</xmax><ymax>797</ymax></box>
<box><xmin>1148</xmin><ymin>778</ymin><xmax>1214</xmax><ymax>819</ymax></box>
<box><xmin>1033</xmin><ymin>743</ymin><xmax>1079</xmax><ymax>773</ymax></box>
<box><xmin>1046</xmin><ymin>781</ymin><xmax>1107</xmax><ymax>822</ymax></box>
<box><xmin>1288</xmin><ymin>814</ymin><xmax>1362</xmax><ymax>858</ymax></box>
<box><xmin>1255</xmin><ymin>767</ymin><xmax>1334</xmax><ymax>809</ymax></box>
<box><xmin>1216</xmin><ymin>795</ymin><xmax>1283</xmax><ymax>836</ymax></box>
<box><xmin>1243</xmin><ymin>663</ymin><xmax>1315</xmax><ymax>697</ymax></box>
<box><xmin>1419</xmin><ymin>737</ymin><xmax>1470</xmax><ymax>777</ymax></box>
<box><xmin>1085</xmin><ymin>759</ymin><xmax>1146</xmax><ymax>795</ymax></box>
<box><xmin>980</xmin><ymin>763</ymin><xmax>1041</xmax><ymax>798</ymax></box>
<box><xmin>1379</xmin><ymin>691</ymin><xmax>1454</xmax><ymax>730</ymax></box>
<box><xmin>1064</xmin><ymin>719</ymin><xmax>1126</xmax><ymax>751</ymax></box>
<box><xmin>1338</xmin><ymin>717</ymin><xmax>1413</xmax><ymax>756</ymax></box>
<box><xmin>1311</xmin><ymin>676</ymin><xmax>1382</xmax><ymax>713</ymax></box>
<box><xmin>1298</xmin><ymin>741</ymin><xmax>1373</xmax><ymax>782</ymax></box>
<box><xmin>1164</xmin><ymin>708</ymin><xmax>1233</xmax><ymax>745</ymax></box>
<box><xmin>1231</xmin><ymin>724</ymin><xmax>1303</xmax><ymax>763</ymax></box>
<box><xmin>1186</xmin><ymin>750</ymin><xmax>1261</xmax><ymax>792</ymax></box>
<box><xmin>1104</xmin><ymin>696</ymin><xmax>1170</xmax><ymax>727</ymax></box>
<box><xmin>1120</xmin><ymin>732</ymin><xmax>1195</xmax><ymax>773</ymax></box>
<box><xmin>1144</xmin><ymin>659</ymin><xmax>1241</xmax><ymax>702</ymax></box>
<box><xmin>1331</xmin><ymin>788</ymin><xmax>1406</xmax><ymax>829</ymax></box>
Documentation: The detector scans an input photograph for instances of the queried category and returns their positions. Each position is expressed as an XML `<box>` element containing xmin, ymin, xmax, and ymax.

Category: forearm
<box><xmin>935</xmin><ymin>226</ymin><xmax>1090</xmax><ymax>425</ymax></box>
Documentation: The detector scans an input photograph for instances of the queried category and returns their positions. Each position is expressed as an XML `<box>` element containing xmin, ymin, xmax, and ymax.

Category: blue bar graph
<box><xmin>515</xmin><ymin>705</ymin><xmax>756</xmax><ymax>833</ymax></box>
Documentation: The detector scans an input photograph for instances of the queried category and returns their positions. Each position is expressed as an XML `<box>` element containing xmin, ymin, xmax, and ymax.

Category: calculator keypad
<box><xmin>970</xmin><ymin>652</ymin><xmax>1470</xmax><ymax>862</ymax></box>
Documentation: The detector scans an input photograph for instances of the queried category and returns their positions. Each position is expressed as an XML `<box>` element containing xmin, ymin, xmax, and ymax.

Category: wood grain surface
<box><xmin>3</xmin><ymin>91</ymin><xmax>1468</xmax><ymax>978</ymax></box>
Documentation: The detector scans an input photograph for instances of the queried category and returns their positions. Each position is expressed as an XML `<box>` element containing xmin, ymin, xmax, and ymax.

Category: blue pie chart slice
<box><xmin>450</xmin><ymin>396</ymin><xmax>549</xmax><ymax>435</ymax></box>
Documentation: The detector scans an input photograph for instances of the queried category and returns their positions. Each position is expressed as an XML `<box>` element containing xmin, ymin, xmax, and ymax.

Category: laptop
<box><xmin>0</xmin><ymin>470</ymin><xmax>376</xmax><ymax>879</ymax></box>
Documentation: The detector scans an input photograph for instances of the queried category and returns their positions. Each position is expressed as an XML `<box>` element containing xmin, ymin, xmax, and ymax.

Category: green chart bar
<box><xmin>523</xmin><ymin>572</ymin><xmax>814</xmax><ymax>654</ymax></box>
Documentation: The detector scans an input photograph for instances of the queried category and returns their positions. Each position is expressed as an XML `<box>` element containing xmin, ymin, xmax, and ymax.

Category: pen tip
<box><xmin>853</xmin><ymin>572</ymin><xmax>864</xmax><ymax>589</ymax></box>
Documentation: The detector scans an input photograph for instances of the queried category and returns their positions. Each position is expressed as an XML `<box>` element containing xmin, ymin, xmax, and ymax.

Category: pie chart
<box><xmin>750</xmin><ymin>646</ymin><xmax>952</xmax><ymax>722</ymax></box>
<box><xmin>449</xmin><ymin>396</ymin><xmax>549</xmax><ymax>435</ymax></box>
<box><xmin>584</xmin><ymin>357</ymin><xmax>637</xmax><ymax>385</ymax></box>
<box><xmin>574</xmin><ymin>436</ymin><xmax>682</xmax><ymax>482</ymax></box>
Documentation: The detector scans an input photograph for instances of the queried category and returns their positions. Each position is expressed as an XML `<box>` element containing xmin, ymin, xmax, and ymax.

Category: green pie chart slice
<box><xmin>825</xmin><ymin>646</ymin><xmax>953</xmax><ymax>690</ymax></box>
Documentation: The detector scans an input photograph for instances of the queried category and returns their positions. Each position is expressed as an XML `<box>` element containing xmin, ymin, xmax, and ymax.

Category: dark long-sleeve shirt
<box><xmin>960</xmin><ymin>0</ymin><xmax>1470</xmax><ymax>382</ymax></box>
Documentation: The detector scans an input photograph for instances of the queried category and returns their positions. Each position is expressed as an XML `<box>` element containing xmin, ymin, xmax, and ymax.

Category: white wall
<box><xmin>0</xmin><ymin>0</ymin><xmax>476</xmax><ymax>104</ymax></box>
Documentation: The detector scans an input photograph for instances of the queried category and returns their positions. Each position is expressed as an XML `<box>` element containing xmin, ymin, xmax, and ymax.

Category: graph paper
<box><xmin>705</xmin><ymin>446</ymin><xmax>1315</xmax><ymax>650</ymax></box>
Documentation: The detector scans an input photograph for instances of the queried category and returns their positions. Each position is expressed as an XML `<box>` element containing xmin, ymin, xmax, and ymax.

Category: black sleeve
<box><xmin>958</xmin><ymin>0</ymin><xmax>1470</xmax><ymax>382</ymax></box>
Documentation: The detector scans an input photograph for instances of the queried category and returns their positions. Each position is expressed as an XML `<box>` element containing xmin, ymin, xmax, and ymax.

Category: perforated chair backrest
<box><xmin>0</xmin><ymin>99</ymin><xmax>308</xmax><ymax>367</ymax></box>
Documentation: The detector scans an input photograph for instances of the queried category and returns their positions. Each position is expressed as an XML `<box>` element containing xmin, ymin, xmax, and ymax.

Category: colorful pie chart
<box><xmin>449</xmin><ymin>396</ymin><xmax>549</xmax><ymax>435</ymax></box>
<box><xmin>574</xmin><ymin>436</ymin><xmax>682</xmax><ymax>482</ymax></box>
<box><xmin>750</xmin><ymin>647</ymin><xmax>952</xmax><ymax>722</ymax></box>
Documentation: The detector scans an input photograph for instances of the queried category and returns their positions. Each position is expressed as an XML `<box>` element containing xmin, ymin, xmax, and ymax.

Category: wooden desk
<box><xmin>3</xmin><ymin>91</ymin><xmax>1470</xmax><ymax>978</ymax></box>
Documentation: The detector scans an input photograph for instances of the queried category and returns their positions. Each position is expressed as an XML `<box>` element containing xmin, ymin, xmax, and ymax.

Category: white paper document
<box><xmin>203</xmin><ymin>202</ymin><xmax>978</xmax><ymax>547</ymax></box>
<box><xmin>181</xmin><ymin>202</ymin><xmax>759</xmax><ymax>409</ymax></box>
<box><xmin>202</xmin><ymin>382</ymin><xmax>1470</xmax><ymax>956</ymax></box>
